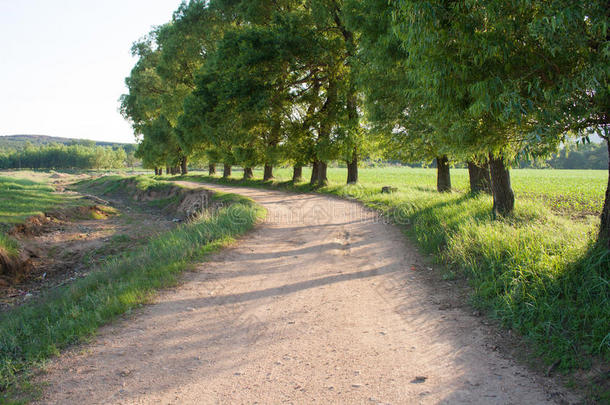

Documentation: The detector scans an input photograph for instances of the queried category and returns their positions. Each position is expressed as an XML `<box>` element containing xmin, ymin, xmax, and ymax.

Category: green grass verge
<box><xmin>175</xmin><ymin>168</ymin><xmax>609</xmax><ymax>373</ymax></box>
<box><xmin>0</xmin><ymin>182</ymin><xmax>265</xmax><ymax>402</ymax></box>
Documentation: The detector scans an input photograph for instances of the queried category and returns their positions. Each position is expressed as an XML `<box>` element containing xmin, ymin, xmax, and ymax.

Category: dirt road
<box><xmin>37</xmin><ymin>182</ymin><xmax>577</xmax><ymax>404</ymax></box>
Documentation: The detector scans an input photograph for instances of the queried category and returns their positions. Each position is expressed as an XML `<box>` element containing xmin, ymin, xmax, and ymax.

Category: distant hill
<box><xmin>0</xmin><ymin>134</ymin><xmax>135</xmax><ymax>150</ymax></box>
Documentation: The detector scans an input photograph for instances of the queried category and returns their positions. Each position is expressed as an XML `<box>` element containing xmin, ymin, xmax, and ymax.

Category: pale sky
<box><xmin>0</xmin><ymin>1</ymin><xmax>183</xmax><ymax>144</ymax></box>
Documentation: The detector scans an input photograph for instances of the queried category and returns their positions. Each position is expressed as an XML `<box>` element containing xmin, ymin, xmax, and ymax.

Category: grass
<box><xmin>0</xmin><ymin>234</ymin><xmax>19</xmax><ymax>259</ymax></box>
<box><xmin>75</xmin><ymin>174</ymin><xmax>177</xmax><ymax>196</ymax></box>
<box><xmin>0</xmin><ymin>176</ymin><xmax>68</xmax><ymax>228</ymax></box>
<box><xmin>175</xmin><ymin>167</ymin><xmax>609</xmax><ymax>374</ymax></box>
<box><xmin>192</xmin><ymin>167</ymin><xmax>605</xmax><ymax>217</ymax></box>
<box><xmin>0</xmin><ymin>177</ymin><xmax>265</xmax><ymax>403</ymax></box>
<box><xmin>320</xmin><ymin>167</ymin><xmax>605</xmax><ymax>216</ymax></box>
<box><xmin>75</xmin><ymin>175</ymin><xmax>187</xmax><ymax>212</ymax></box>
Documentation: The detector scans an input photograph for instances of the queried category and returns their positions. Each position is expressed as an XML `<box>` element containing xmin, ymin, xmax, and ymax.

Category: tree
<box><xmin>204</xmin><ymin>0</ymin><xmax>370</xmax><ymax>185</ymax></box>
<box><xmin>506</xmin><ymin>1</ymin><xmax>609</xmax><ymax>243</ymax></box>
<box><xmin>467</xmin><ymin>160</ymin><xmax>491</xmax><ymax>194</ymax></box>
<box><xmin>121</xmin><ymin>6</ymin><xmax>219</xmax><ymax>176</ymax></box>
<box><xmin>381</xmin><ymin>1</ymin><xmax>584</xmax><ymax>215</ymax></box>
<box><xmin>181</xmin><ymin>3</ymin><xmax>348</xmax><ymax>187</ymax></box>
<box><xmin>345</xmin><ymin>0</ymin><xmax>456</xmax><ymax>192</ymax></box>
<box><xmin>391</xmin><ymin>0</ymin><xmax>608</xmax><ymax>230</ymax></box>
<box><xmin>156</xmin><ymin>1</ymin><xmax>223</xmax><ymax>174</ymax></box>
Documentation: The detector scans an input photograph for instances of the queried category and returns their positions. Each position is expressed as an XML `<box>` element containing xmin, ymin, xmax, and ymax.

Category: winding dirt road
<box><xmin>36</xmin><ymin>182</ymin><xmax>578</xmax><ymax>404</ymax></box>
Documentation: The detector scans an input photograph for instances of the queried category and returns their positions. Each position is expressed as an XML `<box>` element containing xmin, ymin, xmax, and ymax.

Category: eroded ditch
<box><xmin>0</xmin><ymin>177</ymin><xmax>216</xmax><ymax>310</ymax></box>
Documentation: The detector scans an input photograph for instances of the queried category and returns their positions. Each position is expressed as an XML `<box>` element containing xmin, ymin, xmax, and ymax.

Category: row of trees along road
<box><xmin>120</xmin><ymin>0</ymin><xmax>609</xmax><ymax>246</ymax></box>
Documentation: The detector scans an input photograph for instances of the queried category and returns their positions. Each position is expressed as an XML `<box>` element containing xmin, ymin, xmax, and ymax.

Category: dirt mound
<box><xmin>177</xmin><ymin>190</ymin><xmax>216</xmax><ymax>219</ymax></box>
<box><xmin>124</xmin><ymin>181</ymin><xmax>216</xmax><ymax>219</ymax></box>
<box><xmin>2</xmin><ymin>206</ymin><xmax>112</xmax><ymax>284</ymax></box>
<box><xmin>0</xmin><ymin>247</ymin><xmax>33</xmax><ymax>284</ymax></box>
<box><xmin>9</xmin><ymin>214</ymin><xmax>58</xmax><ymax>237</ymax></box>
<box><xmin>9</xmin><ymin>206</ymin><xmax>113</xmax><ymax>238</ymax></box>
<box><xmin>69</xmin><ymin>205</ymin><xmax>113</xmax><ymax>220</ymax></box>
<box><xmin>130</xmin><ymin>183</ymin><xmax>185</xmax><ymax>204</ymax></box>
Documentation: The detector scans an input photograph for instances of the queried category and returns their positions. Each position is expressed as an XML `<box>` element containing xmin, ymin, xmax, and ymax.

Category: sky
<box><xmin>0</xmin><ymin>0</ymin><xmax>183</xmax><ymax>144</ymax></box>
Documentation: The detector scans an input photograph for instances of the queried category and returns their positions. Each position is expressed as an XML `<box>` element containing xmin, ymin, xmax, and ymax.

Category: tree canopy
<box><xmin>121</xmin><ymin>0</ymin><xmax>610</xmax><ymax>244</ymax></box>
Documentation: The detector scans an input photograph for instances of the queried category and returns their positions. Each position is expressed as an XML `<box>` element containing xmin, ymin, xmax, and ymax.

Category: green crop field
<box><xmin>239</xmin><ymin>167</ymin><xmax>606</xmax><ymax>217</ymax></box>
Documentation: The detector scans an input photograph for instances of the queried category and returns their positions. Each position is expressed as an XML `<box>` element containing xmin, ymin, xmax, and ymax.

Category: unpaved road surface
<box><xmin>37</xmin><ymin>182</ymin><xmax>578</xmax><ymax>404</ymax></box>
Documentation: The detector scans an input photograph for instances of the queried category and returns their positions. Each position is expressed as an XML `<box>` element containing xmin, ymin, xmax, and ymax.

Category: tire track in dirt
<box><xmin>36</xmin><ymin>182</ymin><xmax>578</xmax><ymax>404</ymax></box>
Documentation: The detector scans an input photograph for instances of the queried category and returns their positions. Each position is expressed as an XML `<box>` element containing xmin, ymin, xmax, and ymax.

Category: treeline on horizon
<box><xmin>0</xmin><ymin>139</ymin><xmax>605</xmax><ymax>171</ymax></box>
<box><xmin>404</xmin><ymin>142</ymin><xmax>608</xmax><ymax>170</ymax></box>
<box><xmin>0</xmin><ymin>142</ymin><xmax>138</xmax><ymax>170</ymax></box>
<box><xmin>523</xmin><ymin>143</ymin><xmax>608</xmax><ymax>170</ymax></box>
<box><xmin>120</xmin><ymin>0</ymin><xmax>609</xmax><ymax>245</ymax></box>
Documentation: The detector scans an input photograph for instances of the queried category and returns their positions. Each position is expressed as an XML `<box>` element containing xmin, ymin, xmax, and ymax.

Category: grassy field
<box><xmin>0</xmin><ymin>176</ymin><xmax>265</xmax><ymax>402</ymax></box>
<box><xmin>0</xmin><ymin>176</ymin><xmax>66</xmax><ymax>228</ymax></box>
<box><xmin>177</xmin><ymin>166</ymin><xmax>609</xmax><ymax>379</ymax></box>
<box><xmin>246</xmin><ymin>167</ymin><xmax>606</xmax><ymax>217</ymax></box>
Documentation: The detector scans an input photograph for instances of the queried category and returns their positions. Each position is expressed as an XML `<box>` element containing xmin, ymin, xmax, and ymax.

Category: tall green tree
<box><xmin>157</xmin><ymin>1</ymin><xmax>223</xmax><ymax>173</ymax></box>
<box><xmin>345</xmin><ymin>0</ymin><xmax>458</xmax><ymax>192</ymax></box>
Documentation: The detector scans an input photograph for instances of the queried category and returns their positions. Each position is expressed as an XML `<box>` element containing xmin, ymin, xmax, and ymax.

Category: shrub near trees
<box><xmin>121</xmin><ymin>0</ymin><xmax>609</xmax><ymax>246</ymax></box>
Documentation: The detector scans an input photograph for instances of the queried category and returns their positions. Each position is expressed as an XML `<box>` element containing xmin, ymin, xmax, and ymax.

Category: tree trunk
<box><xmin>346</xmin><ymin>148</ymin><xmax>358</xmax><ymax>184</ymax></box>
<box><xmin>243</xmin><ymin>167</ymin><xmax>253</xmax><ymax>179</ymax></box>
<box><xmin>292</xmin><ymin>165</ymin><xmax>303</xmax><ymax>182</ymax></box>
<box><xmin>310</xmin><ymin>161</ymin><xmax>319</xmax><ymax>186</ymax></box>
<box><xmin>467</xmin><ymin>161</ymin><xmax>491</xmax><ymax>194</ymax></box>
<box><xmin>180</xmin><ymin>157</ymin><xmax>188</xmax><ymax>175</ymax></box>
<box><xmin>223</xmin><ymin>163</ymin><xmax>231</xmax><ymax>178</ymax></box>
<box><xmin>166</xmin><ymin>166</ymin><xmax>170</xmax><ymax>175</ymax></box>
<box><xmin>489</xmin><ymin>153</ymin><xmax>515</xmax><ymax>217</ymax></box>
<box><xmin>208</xmin><ymin>163</ymin><xmax>216</xmax><ymax>176</ymax></box>
<box><xmin>436</xmin><ymin>155</ymin><xmax>451</xmax><ymax>192</ymax></box>
<box><xmin>310</xmin><ymin>160</ymin><xmax>328</xmax><ymax>186</ymax></box>
<box><xmin>599</xmin><ymin>139</ymin><xmax>610</xmax><ymax>247</ymax></box>
<box><xmin>263</xmin><ymin>164</ymin><xmax>274</xmax><ymax>181</ymax></box>
<box><xmin>316</xmin><ymin>161</ymin><xmax>328</xmax><ymax>186</ymax></box>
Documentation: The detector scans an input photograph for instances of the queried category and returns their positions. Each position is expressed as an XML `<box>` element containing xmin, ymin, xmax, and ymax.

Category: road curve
<box><xmin>36</xmin><ymin>182</ymin><xmax>577</xmax><ymax>404</ymax></box>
